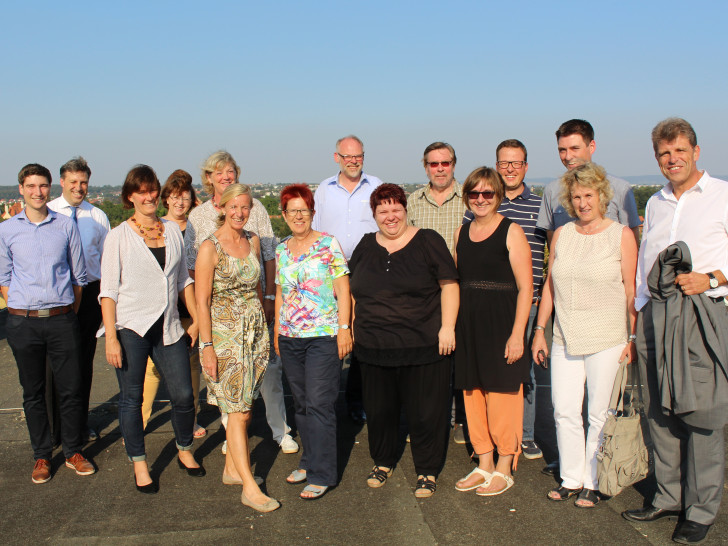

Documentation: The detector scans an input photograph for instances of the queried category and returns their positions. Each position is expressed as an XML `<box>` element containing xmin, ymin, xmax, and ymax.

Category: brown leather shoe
<box><xmin>65</xmin><ymin>453</ymin><xmax>96</xmax><ymax>476</ymax></box>
<box><xmin>32</xmin><ymin>459</ymin><xmax>51</xmax><ymax>484</ymax></box>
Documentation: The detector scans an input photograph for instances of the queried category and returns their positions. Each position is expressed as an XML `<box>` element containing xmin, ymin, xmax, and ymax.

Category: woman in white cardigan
<box><xmin>100</xmin><ymin>165</ymin><xmax>204</xmax><ymax>494</ymax></box>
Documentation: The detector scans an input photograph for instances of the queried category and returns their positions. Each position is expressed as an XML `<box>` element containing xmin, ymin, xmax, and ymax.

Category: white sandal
<box><xmin>475</xmin><ymin>471</ymin><xmax>514</xmax><ymax>496</ymax></box>
<box><xmin>455</xmin><ymin>467</ymin><xmax>492</xmax><ymax>491</ymax></box>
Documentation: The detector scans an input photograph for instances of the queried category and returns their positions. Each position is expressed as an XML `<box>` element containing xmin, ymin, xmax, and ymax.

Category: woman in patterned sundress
<box><xmin>195</xmin><ymin>183</ymin><xmax>279</xmax><ymax>513</ymax></box>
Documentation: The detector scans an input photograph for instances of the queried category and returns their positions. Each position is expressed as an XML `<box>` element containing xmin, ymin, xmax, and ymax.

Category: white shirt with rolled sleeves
<box><xmin>48</xmin><ymin>196</ymin><xmax>110</xmax><ymax>282</ymax></box>
<box><xmin>312</xmin><ymin>173</ymin><xmax>383</xmax><ymax>259</ymax></box>
<box><xmin>98</xmin><ymin>220</ymin><xmax>193</xmax><ymax>345</ymax></box>
<box><xmin>635</xmin><ymin>171</ymin><xmax>728</xmax><ymax>311</ymax></box>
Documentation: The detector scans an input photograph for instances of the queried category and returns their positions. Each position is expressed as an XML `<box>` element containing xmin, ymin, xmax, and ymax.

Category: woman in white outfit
<box><xmin>532</xmin><ymin>162</ymin><xmax>638</xmax><ymax>508</ymax></box>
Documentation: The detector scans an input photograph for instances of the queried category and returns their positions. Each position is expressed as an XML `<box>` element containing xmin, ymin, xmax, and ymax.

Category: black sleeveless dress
<box><xmin>454</xmin><ymin>217</ymin><xmax>529</xmax><ymax>392</ymax></box>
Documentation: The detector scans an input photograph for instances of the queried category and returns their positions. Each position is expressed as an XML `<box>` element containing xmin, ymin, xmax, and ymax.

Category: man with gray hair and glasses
<box><xmin>312</xmin><ymin>135</ymin><xmax>383</xmax><ymax>424</ymax></box>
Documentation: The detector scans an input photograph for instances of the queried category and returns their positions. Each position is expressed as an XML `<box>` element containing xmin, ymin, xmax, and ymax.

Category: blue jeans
<box><xmin>522</xmin><ymin>303</ymin><xmax>539</xmax><ymax>442</ymax></box>
<box><xmin>279</xmin><ymin>335</ymin><xmax>341</xmax><ymax>486</ymax></box>
<box><xmin>116</xmin><ymin>317</ymin><xmax>194</xmax><ymax>461</ymax></box>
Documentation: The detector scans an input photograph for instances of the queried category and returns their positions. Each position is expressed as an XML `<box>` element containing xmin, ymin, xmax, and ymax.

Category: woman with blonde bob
<box><xmin>453</xmin><ymin>167</ymin><xmax>533</xmax><ymax>497</ymax></box>
<box><xmin>185</xmin><ymin>151</ymin><xmax>295</xmax><ymax>457</ymax></box>
<box><xmin>532</xmin><ymin>162</ymin><xmax>638</xmax><ymax>508</ymax></box>
<box><xmin>196</xmin><ymin>183</ymin><xmax>279</xmax><ymax>512</ymax></box>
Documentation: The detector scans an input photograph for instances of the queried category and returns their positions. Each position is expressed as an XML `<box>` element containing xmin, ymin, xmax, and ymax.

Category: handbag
<box><xmin>596</xmin><ymin>358</ymin><xmax>652</xmax><ymax>497</ymax></box>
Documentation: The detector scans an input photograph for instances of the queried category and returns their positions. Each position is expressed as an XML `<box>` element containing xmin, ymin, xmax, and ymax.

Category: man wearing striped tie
<box><xmin>49</xmin><ymin>157</ymin><xmax>110</xmax><ymax>443</ymax></box>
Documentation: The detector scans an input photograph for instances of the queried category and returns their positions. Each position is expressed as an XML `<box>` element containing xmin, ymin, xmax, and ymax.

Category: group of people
<box><xmin>1</xmin><ymin>117</ymin><xmax>725</xmax><ymax>543</ymax></box>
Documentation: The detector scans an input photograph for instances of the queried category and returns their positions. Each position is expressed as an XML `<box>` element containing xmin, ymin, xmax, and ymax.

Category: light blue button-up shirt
<box><xmin>0</xmin><ymin>209</ymin><xmax>87</xmax><ymax>309</ymax></box>
<box><xmin>312</xmin><ymin>172</ymin><xmax>384</xmax><ymax>259</ymax></box>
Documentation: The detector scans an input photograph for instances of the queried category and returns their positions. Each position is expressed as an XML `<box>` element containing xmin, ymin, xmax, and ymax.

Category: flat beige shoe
<box><xmin>241</xmin><ymin>490</ymin><xmax>280</xmax><ymax>513</ymax></box>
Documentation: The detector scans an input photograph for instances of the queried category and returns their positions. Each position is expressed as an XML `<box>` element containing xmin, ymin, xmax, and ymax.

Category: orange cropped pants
<box><xmin>463</xmin><ymin>385</ymin><xmax>523</xmax><ymax>471</ymax></box>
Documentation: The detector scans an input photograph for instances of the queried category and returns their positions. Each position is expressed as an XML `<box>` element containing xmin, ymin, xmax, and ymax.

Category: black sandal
<box><xmin>414</xmin><ymin>475</ymin><xmax>437</xmax><ymax>498</ymax></box>
<box><xmin>575</xmin><ymin>488</ymin><xmax>600</xmax><ymax>508</ymax></box>
<box><xmin>547</xmin><ymin>486</ymin><xmax>582</xmax><ymax>502</ymax></box>
<box><xmin>366</xmin><ymin>465</ymin><xmax>393</xmax><ymax>488</ymax></box>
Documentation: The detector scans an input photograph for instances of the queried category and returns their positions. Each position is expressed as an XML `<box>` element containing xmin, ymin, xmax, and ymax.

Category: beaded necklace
<box><xmin>130</xmin><ymin>215</ymin><xmax>164</xmax><ymax>240</ymax></box>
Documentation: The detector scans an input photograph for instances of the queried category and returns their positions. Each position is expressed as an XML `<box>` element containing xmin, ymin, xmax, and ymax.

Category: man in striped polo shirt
<box><xmin>463</xmin><ymin>139</ymin><xmax>547</xmax><ymax>460</ymax></box>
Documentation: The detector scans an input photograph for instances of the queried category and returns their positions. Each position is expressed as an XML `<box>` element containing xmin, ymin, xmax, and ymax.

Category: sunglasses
<box><xmin>427</xmin><ymin>161</ymin><xmax>453</xmax><ymax>168</ymax></box>
<box><xmin>467</xmin><ymin>190</ymin><xmax>496</xmax><ymax>200</ymax></box>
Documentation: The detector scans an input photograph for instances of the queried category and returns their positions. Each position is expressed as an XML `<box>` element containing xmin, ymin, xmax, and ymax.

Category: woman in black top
<box><xmin>140</xmin><ymin>170</ymin><xmax>206</xmax><ymax>438</ymax></box>
<box><xmin>349</xmin><ymin>183</ymin><xmax>459</xmax><ymax>498</ymax></box>
<box><xmin>453</xmin><ymin>167</ymin><xmax>532</xmax><ymax>497</ymax></box>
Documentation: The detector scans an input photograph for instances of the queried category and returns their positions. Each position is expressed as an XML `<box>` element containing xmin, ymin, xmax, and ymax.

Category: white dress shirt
<box><xmin>636</xmin><ymin>171</ymin><xmax>728</xmax><ymax>310</ymax></box>
<box><xmin>99</xmin><ymin>220</ymin><xmax>193</xmax><ymax>345</ymax></box>
<box><xmin>48</xmin><ymin>196</ymin><xmax>110</xmax><ymax>282</ymax></box>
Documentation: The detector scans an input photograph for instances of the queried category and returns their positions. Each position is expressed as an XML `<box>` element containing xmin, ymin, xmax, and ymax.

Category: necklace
<box><xmin>130</xmin><ymin>216</ymin><xmax>164</xmax><ymax>240</ymax></box>
<box><xmin>578</xmin><ymin>218</ymin><xmax>605</xmax><ymax>235</ymax></box>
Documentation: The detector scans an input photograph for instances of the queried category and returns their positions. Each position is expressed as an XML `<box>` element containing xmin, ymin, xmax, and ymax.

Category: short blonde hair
<box><xmin>559</xmin><ymin>162</ymin><xmax>613</xmax><ymax>218</ymax></box>
<box><xmin>461</xmin><ymin>167</ymin><xmax>505</xmax><ymax>211</ymax></box>
<box><xmin>217</xmin><ymin>183</ymin><xmax>252</xmax><ymax>227</ymax></box>
<box><xmin>201</xmin><ymin>150</ymin><xmax>241</xmax><ymax>195</ymax></box>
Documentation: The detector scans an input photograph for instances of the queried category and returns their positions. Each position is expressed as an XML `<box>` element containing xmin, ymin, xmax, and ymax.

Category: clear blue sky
<box><xmin>2</xmin><ymin>0</ymin><xmax>727</xmax><ymax>188</ymax></box>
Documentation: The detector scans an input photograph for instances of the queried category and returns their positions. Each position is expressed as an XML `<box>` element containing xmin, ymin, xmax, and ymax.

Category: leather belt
<box><xmin>8</xmin><ymin>305</ymin><xmax>72</xmax><ymax>317</ymax></box>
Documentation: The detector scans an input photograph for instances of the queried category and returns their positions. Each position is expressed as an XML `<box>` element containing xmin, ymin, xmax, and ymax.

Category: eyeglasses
<box><xmin>337</xmin><ymin>153</ymin><xmax>364</xmax><ymax>163</ymax></box>
<box><xmin>284</xmin><ymin>209</ymin><xmax>313</xmax><ymax>217</ymax></box>
<box><xmin>427</xmin><ymin>161</ymin><xmax>453</xmax><ymax>168</ymax></box>
<box><xmin>495</xmin><ymin>161</ymin><xmax>526</xmax><ymax>169</ymax></box>
<box><xmin>168</xmin><ymin>196</ymin><xmax>192</xmax><ymax>203</ymax></box>
<box><xmin>467</xmin><ymin>190</ymin><xmax>496</xmax><ymax>200</ymax></box>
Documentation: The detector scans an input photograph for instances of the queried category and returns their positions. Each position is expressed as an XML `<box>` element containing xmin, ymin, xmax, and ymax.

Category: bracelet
<box><xmin>200</xmin><ymin>341</ymin><xmax>213</xmax><ymax>349</ymax></box>
<box><xmin>533</xmin><ymin>325</ymin><xmax>545</xmax><ymax>332</ymax></box>
<box><xmin>628</xmin><ymin>334</ymin><xmax>637</xmax><ymax>343</ymax></box>
<box><xmin>264</xmin><ymin>295</ymin><xmax>275</xmax><ymax>301</ymax></box>
<box><xmin>338</xmin><ymin>324</ymin><xmax>350</xmax><ymax>330</ymax></box>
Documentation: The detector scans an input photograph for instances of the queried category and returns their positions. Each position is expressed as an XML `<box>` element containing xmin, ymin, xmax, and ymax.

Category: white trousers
<box><xmin>551</xmin><ymin>342</ymin><xmax>623</xmax><ymax>490</ymax></box>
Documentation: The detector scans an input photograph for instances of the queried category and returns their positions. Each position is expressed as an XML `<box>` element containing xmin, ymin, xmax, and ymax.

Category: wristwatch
<box><xmin>264</xmin><ymin>294</ymin><xmax>276</xmax><ymax>301</ymax></box>
<box><xmin>707</xmin><ymin>272</ymin><xmax>719</xmax><ymax>289</ymax></box>
<box><xmin>200</xmin><ymin>341</ymin><xmax>213</xmax><ymax>349</ymax></box>
<box><xmin>338</xmin><ymin>324</ymin><xmax>350</xmax><ymax>330</ymax></box>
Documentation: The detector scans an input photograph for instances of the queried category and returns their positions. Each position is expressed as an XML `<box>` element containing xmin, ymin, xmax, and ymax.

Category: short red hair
<box><xmin>280</xmin><ymin>184</ymin><xmax>315</xmax><ymax>212</ymax></box>
<box><xmin>370</xmin><ymin>183</ymin><xmax>407</xmax><ymax>214</ymax></box>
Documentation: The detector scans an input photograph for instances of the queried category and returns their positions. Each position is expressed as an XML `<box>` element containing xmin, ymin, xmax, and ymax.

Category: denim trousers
<box><xmin>279</xmin><ymin>335</ymin><xmax>341</xmax><ymax>486</ymax></box>
<box><xmin>7</xmin><ymin>311</ymin><xmax>84</xmax><ymax>460</ymax></box>
<box><xmin>522</xmin><ymin>303</ymin><xmax>538</xmax><ymax>441</ymax></box>
<box><xmin>116</xmin><ymin>317</ymin><xmax>194</xmax><ymax>461</ymax></box>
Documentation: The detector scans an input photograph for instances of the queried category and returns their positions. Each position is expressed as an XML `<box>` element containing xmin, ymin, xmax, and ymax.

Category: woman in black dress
<box><xmin>453</xmin><ymin>167</ymin><xmax>533</xmax><ymax>497</ymax></box>
<box><xmin>349</xmin><ymin>183</ymin><xmax>459</xmax><ymax>499</ymax></box>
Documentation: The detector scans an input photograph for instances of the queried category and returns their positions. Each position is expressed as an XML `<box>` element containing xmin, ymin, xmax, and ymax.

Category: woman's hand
<box><xmin>619</xmin><ymin>341</ymin><xmax>636</xmax><ymax>365</ymax></box>
<box><xmin>438</xmin><ymin>326</ymin><xmax>456</xmax><ymax>356</ymax></box>
<box><xmin>106</xmin><ymin>337</ymin><xmax>122</xmax><ymax>369</ymax></box>
<box><xmin>337</xmin><ymin>328</ymin><xmax>353</xmax><ymax>359</ymax></box>
<box><xmin>186</xmin><ymin>321</ymin><xmax>199</xmax><ymax>348</ymax></box>
<box><xmin>504</xmin><ymin>334</ymin><xmax>524</xmax><ymax>364</ymax></box>
<box><xmin>531</xmin><ymin>330</ymin><xmax>548</xmax><ymax>367</ymax></box>
<box><xmin>201</xmin><ymin>346</ymin><xmax>218</xmax><ymax>381</ymax></box>
<box><xmin>273</xmin><ymin>331</ymin><xmax>280</xmax><ymax>357</ymax></box>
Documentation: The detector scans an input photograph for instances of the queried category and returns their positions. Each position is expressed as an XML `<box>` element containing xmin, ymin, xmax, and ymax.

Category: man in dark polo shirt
<box><xmin>0</xmin><ymin>163</ymin><xmax>95</xmax><ymax>484</ymax></box>
<box><xmin>464</xmin><ymin>139</ymin><xmax>547</xmax><ymax>459</ymax></box>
